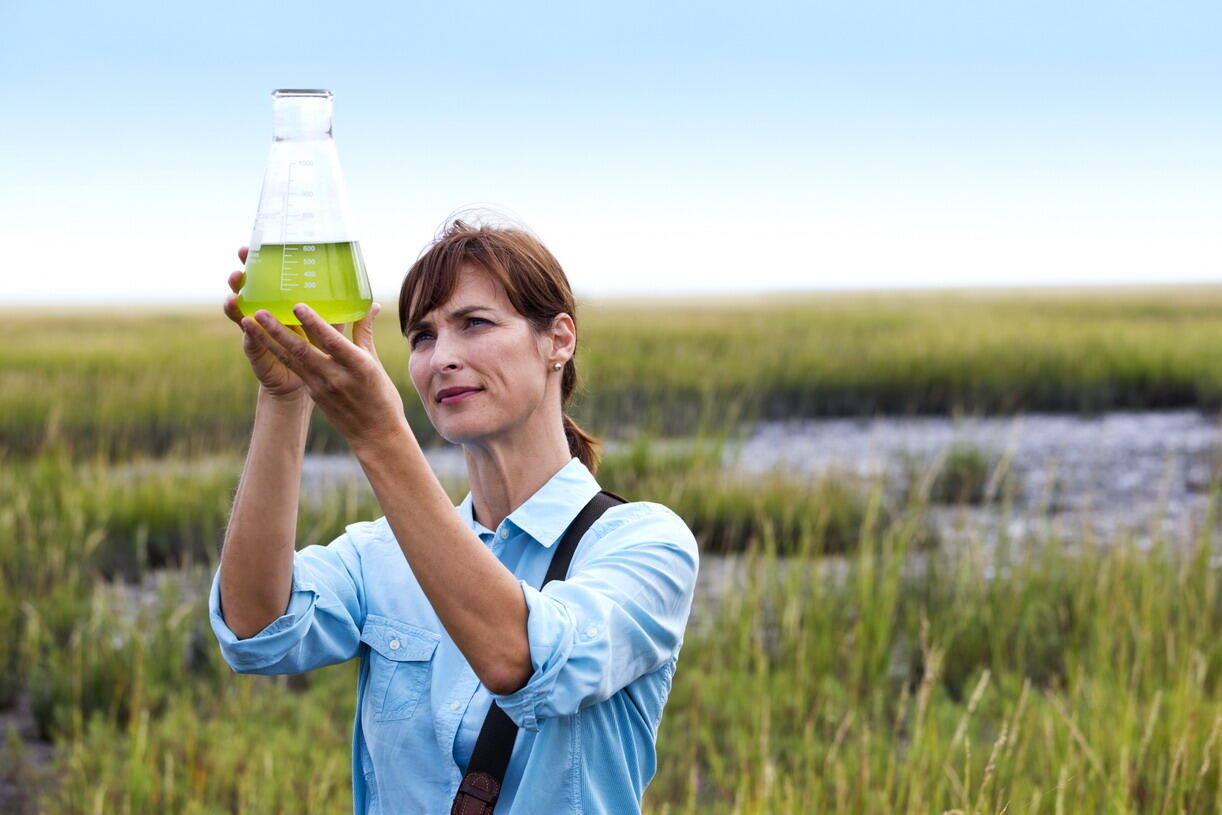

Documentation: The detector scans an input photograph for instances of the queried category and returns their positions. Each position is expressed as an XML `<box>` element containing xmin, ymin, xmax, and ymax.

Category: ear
<box><xmin>546</xmin><ymin>312</ymin><xmax>577</xmax><ymax>364</ymax></box>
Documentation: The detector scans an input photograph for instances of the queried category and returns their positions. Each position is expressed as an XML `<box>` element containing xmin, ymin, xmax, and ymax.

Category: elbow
<box><xmin>485</xmin><ymin>658</ymin><xmax>533</xmax><ymax>696</ymax></box>
<box><xmin>229</xmin><ymin>625</ymin><xmax>264</xmax><ymax>642</ymax></box>
<box><xmin>215</xmin><ymin>585</ymin><xmax>289</xmax><ymax>641</ymax></box>
<box><xmin>483</xmin><ymin>611</ymin><xmax>534</xmax><ymax>695</ymax></box>
<box><xmin>223</xmin><ymin>610</ymin><xmax>280</xmax><ymax>642</ymax></box>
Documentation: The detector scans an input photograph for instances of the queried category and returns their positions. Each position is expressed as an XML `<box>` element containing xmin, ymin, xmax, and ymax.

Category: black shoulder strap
<box><xmin>451</xmin><ymin>489</ymin><xmax>628</xmax><ymax>815</ymax></box>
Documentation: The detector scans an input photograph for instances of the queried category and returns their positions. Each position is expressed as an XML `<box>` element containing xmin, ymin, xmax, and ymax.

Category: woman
<box><xmin>209</xmin><ymin>217</ymin><xmax>700</xmax><ymax>814</ymax></box>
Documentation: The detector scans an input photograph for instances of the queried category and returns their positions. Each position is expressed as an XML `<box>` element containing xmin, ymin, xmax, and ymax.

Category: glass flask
<box><xmin>238</xmin><ymin>89</ymin><xmax>372</xmax><ymax>325</ymax></box>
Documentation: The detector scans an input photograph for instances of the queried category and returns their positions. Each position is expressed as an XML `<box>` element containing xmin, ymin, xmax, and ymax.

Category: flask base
<box><xmin>238</xmin><ymin>241</ymin><xmax>372</xmax><ymax>325</ymax></box>
<box><xmin>238</xmin><ymin>297</ymin><xmax>372</xmax><ymax>326</ymax></box>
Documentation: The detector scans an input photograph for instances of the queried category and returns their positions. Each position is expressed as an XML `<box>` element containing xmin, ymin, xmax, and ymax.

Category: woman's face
<box><xmin>406</xmin><ymin>264</ymin><xmax>565</xmax><ymax>446</ymax></box>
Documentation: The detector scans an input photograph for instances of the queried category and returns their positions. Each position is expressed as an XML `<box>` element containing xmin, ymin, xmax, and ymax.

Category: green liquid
<box><xmin>238</xmin><ymin>241</ymin><xmax>372</xmax><ymax>325</ymax></box>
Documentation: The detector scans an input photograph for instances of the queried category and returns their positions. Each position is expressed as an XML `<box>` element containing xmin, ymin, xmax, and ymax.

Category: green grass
<box><xmin>7</xmin><ymin>285</ymin><xmax>1222</xmax><ymax>458</ymax></box>
<box><xmin>901</xmin><ymin>442</ymin><xmax>1000</xmax><ymax>506</ymax></box>
<box><xmin>3</xmin><ymin>472</ymin><xmax>1217</xmax><ymax>813</ymax></box>
<box><xmin>0</xmin><ymin>435</ymin><xmax>898</xmax><ymax>589</ymax></box>
<box><xmin>3</xmin><ymin>290</ymin><xmax>1222</xmax><ymax>812</ymax></box>
<box><xmin>646</xmin><ymin>510</ymin><xmax>1222</xmax><ymax>813</ymax></box>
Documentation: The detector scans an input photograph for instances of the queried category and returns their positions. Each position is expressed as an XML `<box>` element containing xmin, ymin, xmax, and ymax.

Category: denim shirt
<box><xmin>208</xmin><ymin>457</ymin><xmax>700</xmax><ymax>814</ymax></box>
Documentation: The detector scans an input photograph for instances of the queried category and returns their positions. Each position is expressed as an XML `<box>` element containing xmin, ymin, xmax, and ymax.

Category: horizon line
<box><xmin>6</xmin><ymin>277</ymin><xmax>1222</xmax><ymax>310</ymax></box>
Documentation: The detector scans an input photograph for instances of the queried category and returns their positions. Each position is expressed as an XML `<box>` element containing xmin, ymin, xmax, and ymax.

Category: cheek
<box><xmin>472</xmin><ymin>336</ymin><xmax>525</xmax><ymax>375</ymax></box>
<box><xmin>407</xmin><ymin>358</ymin><xmax>428</xmax><ymax>394</ymax></box>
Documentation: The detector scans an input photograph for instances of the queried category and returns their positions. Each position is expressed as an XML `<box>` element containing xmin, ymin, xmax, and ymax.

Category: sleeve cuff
<box><xmin>208</xmin><ymin>563</ymin><xmax>321</xmax><ymax>672</ymax></box>
<box><xmin>488</xmin><ymin>579</ymin><xmax>575</xmax><ymax>732</ymax></box>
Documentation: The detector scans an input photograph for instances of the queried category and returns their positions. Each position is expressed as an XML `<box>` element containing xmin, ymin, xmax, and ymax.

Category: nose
<box><xmin>429</xmin><ymin>329</ymin><xmax>462</xmax><ymax>374</ymax></box>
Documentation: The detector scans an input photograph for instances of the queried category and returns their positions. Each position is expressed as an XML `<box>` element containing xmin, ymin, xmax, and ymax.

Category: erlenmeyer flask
<box><xmin>238</xmin><ymin>89</ymin><xmax>372</xmax><ymax>326</ymax></box>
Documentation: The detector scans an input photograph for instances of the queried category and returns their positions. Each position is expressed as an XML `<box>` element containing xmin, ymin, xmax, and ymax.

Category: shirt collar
<box><xmin>456</xmin><ymin>457</ymin><xmax>603</xmax><ymax>549</ymax></box>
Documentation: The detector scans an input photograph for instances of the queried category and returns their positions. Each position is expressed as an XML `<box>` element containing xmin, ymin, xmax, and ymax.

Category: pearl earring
<box><xmin>553</xmin><ymin>362</ymin><xmax>563</xmax><ymax>370</ymax></box>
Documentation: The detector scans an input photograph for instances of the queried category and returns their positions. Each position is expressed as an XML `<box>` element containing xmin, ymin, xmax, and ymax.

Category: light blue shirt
<box><xmin>208</xmin><ymin>456</ymin><xmax>700</xmax><ymax>814</ymax></box>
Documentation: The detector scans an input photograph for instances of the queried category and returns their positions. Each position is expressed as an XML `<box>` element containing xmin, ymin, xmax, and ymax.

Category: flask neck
<box><xmin>272</xmin><ymin>90</ymin><xmax>333</xmax><ymax>141</ymax></box>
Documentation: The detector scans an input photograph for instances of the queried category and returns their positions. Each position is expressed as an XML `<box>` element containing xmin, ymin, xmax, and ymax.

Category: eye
<box><xmin>408</xmin><ymin>318</ymin><xmax>489</xmax><ymax>348</ymax></box>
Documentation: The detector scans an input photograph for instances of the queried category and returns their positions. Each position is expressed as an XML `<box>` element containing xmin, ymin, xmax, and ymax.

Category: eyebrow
<box><xmin>406</xmin><ymin>305</ymin><xmax>495</xmax><ymax>335</ymax></box>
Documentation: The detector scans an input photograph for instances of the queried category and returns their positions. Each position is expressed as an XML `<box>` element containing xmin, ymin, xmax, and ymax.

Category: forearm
<box><xmin>353</xmin><ymin>419</ymin><xmax>531</xmax><ymax>694</ymax></box>
<box><xmin>218</xmin><ymin>388</ymin><xmax>314</xmax><ymax>640</ymax></box>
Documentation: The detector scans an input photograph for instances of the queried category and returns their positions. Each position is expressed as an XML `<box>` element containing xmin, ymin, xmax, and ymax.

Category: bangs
<box><xmin>398</xmin><ymin>231</ymin><xmax>513</xmax><ymax>339</ymax></box>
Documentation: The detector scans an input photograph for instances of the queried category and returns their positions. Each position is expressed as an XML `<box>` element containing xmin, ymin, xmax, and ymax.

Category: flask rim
<box><xmin>272</xmin><ymin>89</ymin><xmax>333</xmax><ymax>99</ymax></box>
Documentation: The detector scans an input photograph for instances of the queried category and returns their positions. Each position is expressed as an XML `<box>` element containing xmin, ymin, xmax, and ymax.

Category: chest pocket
<box><xmin>360</xmin><ymin>614</ymin><xmax>440</xmax><ymax>722</ymax></box>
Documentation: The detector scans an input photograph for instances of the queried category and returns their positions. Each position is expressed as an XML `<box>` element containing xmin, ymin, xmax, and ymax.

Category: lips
<box><xmin>436</xmin><ymin>387</ymin><xmax>482</xmax><ymax>404</ymax></box>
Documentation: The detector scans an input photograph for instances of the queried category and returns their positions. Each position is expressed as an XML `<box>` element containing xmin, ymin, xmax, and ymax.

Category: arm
<box><xmin>353</xmin><ymin>423</ymin><xmax>534</xmax><ymax>694</ymax></box>
<box><xmin>488</xmin><ymin>503</ymin><xmax>699</xmax><ymax>731</ymax></box>
<box><xmin>216</xmin><ymin>247</ymin><xmax>347</xmax><ymax>640</ymax></box>
<box><xmin>209</xmin><ymin>517</ymin><xmax>367</xmax><ymax>675</ymax></box>
<box><xmin>237</xmin><ymin>303</ymin><xmax>534</xmax><ymax>694</ymax></box>
<box><xmin>217</xmin><ymin>387</ymin><xmax>312</xmax><ymax>639</ymax></box>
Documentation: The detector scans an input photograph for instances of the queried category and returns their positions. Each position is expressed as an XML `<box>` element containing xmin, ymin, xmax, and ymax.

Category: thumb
<box><xmin>356</xmin><ymin>302</ymin><xmax>382</xmax><ymax>359</ymax></box>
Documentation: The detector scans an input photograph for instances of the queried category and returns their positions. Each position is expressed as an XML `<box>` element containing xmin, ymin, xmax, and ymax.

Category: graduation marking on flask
<box><xmin>278</xmin><ymin>161</ymin><xmax>317</xmax><ymax>292</ymax></box>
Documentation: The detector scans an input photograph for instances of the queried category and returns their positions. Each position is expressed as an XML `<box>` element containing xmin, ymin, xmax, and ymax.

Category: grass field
<box><xmin>1</xmin><ymin>288</ymin><xmax>1221</xmax><ymax>812</ymax></box>
<box><xmin>6</xmin><ymin>284</ymin><xmax>1222</xmax><ymax>457</ymax></box>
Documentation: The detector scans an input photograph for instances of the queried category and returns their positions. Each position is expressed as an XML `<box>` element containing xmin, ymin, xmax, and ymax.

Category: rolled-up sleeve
<box><xmin>490</xmin><ymin>504</ymin><xmax>699</xmax><ymax>731</ymax></box>
<box><xmin>209</xmin><ymin>526</ymin><xmax>368</xmax><ymax>675</ymax></box>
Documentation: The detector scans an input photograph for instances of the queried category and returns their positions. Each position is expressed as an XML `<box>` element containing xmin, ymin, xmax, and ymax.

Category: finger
<box><xmin>240</xmin><ymin>316</ymin><xmax>296</xmax><ymax>372</ymax></box>
<box><xmin>354</xmin><ymin>302</ymin><xmax>382</xmax><ymax>360</ymax></box>
<box><xmin>292</xmin><ymin>303</ymin><xmax>364</xmax><ymax>367</ymax></box>
<box><xmin>243</xmin><ymin>315</ymin><xmax>315</xmax><ymax>378</ymax></box>
<box><xmin>228</xmin><ymin>270</ymin><xmax>244</xmax><ymax>294</ymax></box>
<box><xmin>223</xmin><ymin>292</ymin><xmax>244</xmax><ymax>325</ymax></box>
<box><xmin>238</xmin><ymin>246</ymin><xmax>249</xmax><ymax>264</ymax></box>
<box><xmin>250</xmin><ymin>310</ymin><xmax>329</xmax><ymax>377</ymax></box>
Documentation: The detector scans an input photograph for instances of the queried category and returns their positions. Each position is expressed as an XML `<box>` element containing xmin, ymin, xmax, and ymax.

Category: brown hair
<box><xmin>398</xmin><ymin>214</ymin><xmax>603</xmax><ymax>473</ymax></box>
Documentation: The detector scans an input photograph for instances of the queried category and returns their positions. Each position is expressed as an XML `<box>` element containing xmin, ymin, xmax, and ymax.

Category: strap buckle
<box><xmin>452</xmin><ymin>771</ymin><xmax>501</xmax><ymax>814</ymax></box>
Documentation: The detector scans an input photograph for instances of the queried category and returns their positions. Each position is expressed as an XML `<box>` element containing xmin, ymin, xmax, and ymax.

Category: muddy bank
<box><xmin>731</xmin><ymin>409</ymin><xmax>1222</xmax><ymax>547</ymax></box>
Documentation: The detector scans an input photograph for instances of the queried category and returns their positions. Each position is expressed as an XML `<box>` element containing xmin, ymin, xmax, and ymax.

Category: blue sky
<box><xmin>3</xmin><ymin>0</ymin><xmax>1220</xmax><ymax>302</ymax></box>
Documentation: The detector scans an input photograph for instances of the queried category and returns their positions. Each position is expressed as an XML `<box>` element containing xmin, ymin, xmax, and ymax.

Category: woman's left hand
<box><xmin>240</xmin><ymin>302</ymin><xmax>409</xmax><ymax>451</ymax></box>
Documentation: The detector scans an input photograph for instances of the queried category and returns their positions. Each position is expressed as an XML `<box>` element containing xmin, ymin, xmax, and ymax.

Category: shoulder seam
<box><xmin>586</xmin><ymin>501</ymin><xmax>696</xmax><ymax>545</ymax></box>
<box><xmin>588</xmin><ymin>500</ymin><xmax>656</xmax><ymax>534</ymax></box>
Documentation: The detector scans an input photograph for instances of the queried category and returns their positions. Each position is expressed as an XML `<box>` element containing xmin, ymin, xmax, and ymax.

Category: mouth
<box><xmin>437</xmin><ymin>387</ymin><xmax>483</xmax><ymax>405</ymax></box>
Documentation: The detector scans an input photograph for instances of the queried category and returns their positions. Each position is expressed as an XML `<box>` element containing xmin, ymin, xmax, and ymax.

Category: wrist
<box><xmin>349</xmin><ymin>414</ymin><xmax>415</xmax><ymax>461</ymax></box>
<box><xmin>257</xmin><ymin>387</ymin><xmax>314</xmax><ymax>413</ymax></box>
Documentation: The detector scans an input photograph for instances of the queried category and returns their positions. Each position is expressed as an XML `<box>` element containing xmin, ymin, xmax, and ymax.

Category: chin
<box><xmin>439</xmin><ymin>414</ymin><xmax>519</xmax><ymax>448</ymax></box>
<box><xmin>434</xmin><ymin>416</ymin><xmax>486</xmax><ymax>446</ymax></box>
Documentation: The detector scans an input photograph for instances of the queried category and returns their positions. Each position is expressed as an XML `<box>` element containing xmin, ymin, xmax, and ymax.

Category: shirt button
<box><xmin>450</xmin><ymin>701</ymin><xmax>462</xmax><ymax>711</ymax></box>
<box><xmin>585</xmin><ymin>626</ymin><xmax>597</xmax><ymax>638</ymax></box>
<box><xmin>388</xmin><ymin>639</ymin><xmax>400</xmax><ymax>650</ymax></box>
<box><xmin>499</xmin><ymin>528</ymin><xmax>510</xmax><ymax>539</ymax></box>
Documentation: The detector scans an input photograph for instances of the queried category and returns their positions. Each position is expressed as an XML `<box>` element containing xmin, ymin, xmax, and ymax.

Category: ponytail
<box><xmin>562</xmin><ymin>412</ymin><xmax>602</xmax><ymax>475</ymax></box>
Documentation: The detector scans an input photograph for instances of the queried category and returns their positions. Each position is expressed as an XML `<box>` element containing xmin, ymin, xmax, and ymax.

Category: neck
<box><xmin>463</xmin><ymin>403</ymin><xmax>573</xmax><ymax>532</ymax></box>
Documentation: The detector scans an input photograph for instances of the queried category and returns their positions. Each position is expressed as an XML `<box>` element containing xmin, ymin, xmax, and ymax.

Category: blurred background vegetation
<box><xmin>0</xmin><ymin>289</ymin><xmax>1219</xmax><ymax>813</ymax></box>
<box><xmin>7</xmin><ymin>286</ymin><xmax>1222</xmax><ymax>458</ymax></box>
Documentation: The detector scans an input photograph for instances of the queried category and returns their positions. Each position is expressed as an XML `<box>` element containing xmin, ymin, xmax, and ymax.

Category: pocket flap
<box><xmin>360</xmin><ymin>615</ymin><xmax>440</xmax><ymax>662</ymax></box>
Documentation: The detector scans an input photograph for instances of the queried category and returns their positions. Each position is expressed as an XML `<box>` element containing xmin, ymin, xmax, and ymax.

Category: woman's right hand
<box><xmin>224</xmin><ymin>246</ymin><xmax>319</xmax><ymax>400</ymax></box>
